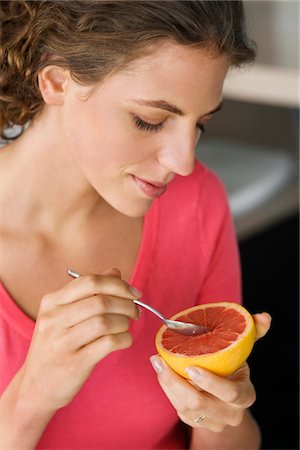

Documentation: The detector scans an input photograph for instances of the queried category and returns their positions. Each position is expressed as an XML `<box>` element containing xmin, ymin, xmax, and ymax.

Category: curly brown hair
<box><xmin>0</xmin><ymin>0</ymin><xmax>256</xmax><ymax>137</ymax></box>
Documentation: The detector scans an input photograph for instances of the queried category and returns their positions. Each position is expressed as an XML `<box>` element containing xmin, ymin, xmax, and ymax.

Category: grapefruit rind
<box><xmin>155</xmin><ymin>302</ymin><xmax>256</xmax><ymax>378</ymax></box>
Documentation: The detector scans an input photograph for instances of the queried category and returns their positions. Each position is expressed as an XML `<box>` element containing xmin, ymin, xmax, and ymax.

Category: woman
<box><xmin>0</xmin><ymin>1</ymin><xmax>271</xmax><ymax>449</ymax></box>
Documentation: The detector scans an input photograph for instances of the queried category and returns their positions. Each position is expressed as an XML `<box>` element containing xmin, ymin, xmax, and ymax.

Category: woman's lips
<box><xmin>132</xmin><ymin>175</ymin><xmax>167</xmax><ymax>198</ymax></box>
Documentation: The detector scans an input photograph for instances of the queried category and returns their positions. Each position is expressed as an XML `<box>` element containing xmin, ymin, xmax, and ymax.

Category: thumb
<box><xmin>253</xmin><ymin>312</ymin><xmax>272</xmax><ymax>341</ymax></box>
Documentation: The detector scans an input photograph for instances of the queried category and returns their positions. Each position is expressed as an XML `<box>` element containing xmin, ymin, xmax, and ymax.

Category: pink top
<box><xmin>0</xmin><ymin>160</ymin><xmax>241</xmax><ymax>449</ymax></box>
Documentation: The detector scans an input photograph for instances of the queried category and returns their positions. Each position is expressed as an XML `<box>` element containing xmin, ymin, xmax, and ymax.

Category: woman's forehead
<box><xmin>124</xmin><ymin>40</ymin><xmax>229</xmax><ymax>75</ymax></box>
<box><xmin>101</xmin><ymin>43</ymin><xmax>229</xmax><ymax>111</ymax></box>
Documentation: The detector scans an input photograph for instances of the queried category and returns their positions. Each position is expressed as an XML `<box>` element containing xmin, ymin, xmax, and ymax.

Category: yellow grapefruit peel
<box><xmin>155</xmin><ymin>302</ymin><xmax>256</xmax><ymax>378</ymax></box>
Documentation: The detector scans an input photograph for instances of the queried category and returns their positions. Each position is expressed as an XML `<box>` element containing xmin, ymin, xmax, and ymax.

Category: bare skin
<box><xmin>0</xmin><ymin>41</ymin><xmax>271</xmax><ymax>449</ymax></box>
<box><xmin>151</xmin><ymin>313</ymin><xmax>271</xmax><ymax>449</ymax></box>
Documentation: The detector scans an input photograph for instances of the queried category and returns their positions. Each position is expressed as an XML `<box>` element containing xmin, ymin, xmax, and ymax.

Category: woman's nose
<box><xmin>157</xmin><ymin>131</ymin><xmax>197</xmax><ymax>177</ymax></box>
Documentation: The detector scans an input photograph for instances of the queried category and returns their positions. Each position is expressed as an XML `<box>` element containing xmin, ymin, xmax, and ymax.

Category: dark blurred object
<box><xmin>240</xmin><ymin>213</ymin><xmax>299</xmax><ymax>450</ymax></box>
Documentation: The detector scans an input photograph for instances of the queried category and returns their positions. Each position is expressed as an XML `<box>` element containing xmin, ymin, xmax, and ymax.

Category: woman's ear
<box><xmin>38</xmin><ymin>66</ymin><xmax>71</xmax><ymax>106</ymax></box>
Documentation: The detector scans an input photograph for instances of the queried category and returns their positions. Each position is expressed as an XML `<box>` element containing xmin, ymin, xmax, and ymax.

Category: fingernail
<box><xmin>150</xmin><ymin>356</ymin><xmax>164</xmax><ymax>374</ymax></box>
<box><xmin>185</xmin><ymin>367</ymin><xmax>203</xmax><ymax>381</ymax></box>
<box><xmin>135</xmin><ymin>306</ymin><xmax>142</xmax><ymax>319</ymax></box>
<box><xmin>129</xmin><ymin>285</ymin><xmax>142</xmax><ymax>297</ymax></box>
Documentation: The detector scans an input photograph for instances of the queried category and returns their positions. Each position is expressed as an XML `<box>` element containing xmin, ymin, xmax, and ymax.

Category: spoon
<box><xmin>67</xmin><ymin>269</ymin><xmax>208</xmax><ymax>337</ymax></box>
<box><xmin>132</xmin><ymin>299</ymin><xmax>208</xmax><ymax>336</ymax></box>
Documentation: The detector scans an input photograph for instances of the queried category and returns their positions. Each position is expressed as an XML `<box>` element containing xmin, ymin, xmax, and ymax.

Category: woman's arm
<box><xmin>189</xmin><ymin>409</ymin><xmax>261</xmax><ymax>450</ymax></box>
<box><xmin>0</xmin><ymin>367</ymin><xmax>55</xmax><ymax>449</ymax></box>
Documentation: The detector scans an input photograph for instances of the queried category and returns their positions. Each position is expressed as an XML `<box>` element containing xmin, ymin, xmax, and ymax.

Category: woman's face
<box><xmin>61</xmin><ymin>41</ymin><xmax>230</xmax><ymax>217</ymax></box>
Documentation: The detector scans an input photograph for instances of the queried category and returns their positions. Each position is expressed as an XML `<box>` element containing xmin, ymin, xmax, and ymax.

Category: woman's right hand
<box><xmin>19</xmin><ymin>268</ymin><xmax>141</xmax><ymax>413</ymax></box>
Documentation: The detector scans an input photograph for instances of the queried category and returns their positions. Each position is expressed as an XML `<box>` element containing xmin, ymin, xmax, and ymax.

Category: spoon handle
<box><xmin>133</xmin><ymin>299</ymin><xmax>167</xmax><ymax>323</ymax></box>
<box><xmin>67</xmin><ymin>270</ymin><xmax>167</xmax><ymax>324</ymax></box>
<box><xmin>67</xmin><ymin>269</ymin><xmax>81</xmax><ymax>278</ymax></box>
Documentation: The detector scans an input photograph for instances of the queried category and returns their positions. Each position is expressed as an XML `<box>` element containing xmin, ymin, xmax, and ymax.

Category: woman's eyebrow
<box><xmin>130</xmin><ymin>98</ymin><xmax>223</xmax><ymax>117</ymax></box>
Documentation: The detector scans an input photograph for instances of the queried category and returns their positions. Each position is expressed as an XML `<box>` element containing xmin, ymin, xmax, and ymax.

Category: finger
<box><xmin>177</xmin><ymin>411</ymin><xmax>229</xmax><ymax>433</ymax></box>
<box><xmin>185</xmin><ymin>364</ymin><xmax>256</xmax><ymax>407</ymax></box>
<box><xmin>253</xmin><ymin>312</ymin><xmax>272</xmax><ymax>341</ymax></box>
<box><xmin>150</xmin><ymin>356</ymin><xmax>201</xmax><ymax>411</ymax></box>
<box><xmin>58</xmin><ymin>294</ymin><xmax>140</xmax><ymax>327</ymax></box>
<box><xmin>102</xmin><ymin>267</ymin><xmax>122</xmax><ymax>278</ymax></box>
<box><xmin>42</xmin><ymin>273</ymin><xmax>142</xmax><ymax>308</ymax></box>
<box><xmin>66</xmin><ymin>314</ymin><xmax>130</xmax><ymax>348</ymax></box>
<box><xmin>79</xmin><ymin>331</ymin><xmax>133</xmax><ymax>366</ymax></box>
<box><xmin>149</xmin><ymin>356</ymin><xmax>231</xmax><ymax>424</ymax></box>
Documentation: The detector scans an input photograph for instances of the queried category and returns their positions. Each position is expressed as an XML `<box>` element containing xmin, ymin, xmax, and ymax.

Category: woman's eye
<box><xmin>133</xmin><ymin>115</ymin><xmax>206</xmax><ymax>134</ymax></box>
<box><xmin>133</xmin><ymin>116</ymin><xmax>164</xmax><ymax>133</ymax></box>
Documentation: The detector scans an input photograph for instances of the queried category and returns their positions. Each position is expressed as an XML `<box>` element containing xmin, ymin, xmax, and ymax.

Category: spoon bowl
<box><xmin>133</xmin><ymin>299</ymin><xmax>207</xmax><ymax>336</ymax></box>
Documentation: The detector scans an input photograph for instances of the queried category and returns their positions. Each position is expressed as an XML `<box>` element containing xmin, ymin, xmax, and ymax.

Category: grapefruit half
<box><xmin>155</xmin><ymin>302</ymin><xmax>256</xmax><ymax>377</ymax></box>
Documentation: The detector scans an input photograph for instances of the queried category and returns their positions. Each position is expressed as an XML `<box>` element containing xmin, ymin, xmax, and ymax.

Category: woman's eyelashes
<box><xmin>133</xmin><ymin>115</ymin><xmax>206</xmax><ymax>134</ymax></box>
<box><xmin>133</xmin><ymin>116</ymin><xmax>164</xmax><ymax>133</ymax></box>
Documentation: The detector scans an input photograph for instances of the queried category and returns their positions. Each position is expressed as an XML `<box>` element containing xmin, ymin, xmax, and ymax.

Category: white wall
<box><xmin>244</xmin><ymin>0</ymin><xmax>299</xmax><ymax>69</ymax></box>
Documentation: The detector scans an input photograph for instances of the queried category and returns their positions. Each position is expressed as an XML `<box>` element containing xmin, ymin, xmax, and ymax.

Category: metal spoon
<box><xmin>67</xmin><ymin>269</ymin><xmax>208</xmax><ymax>336</ymax></box>
<box><xmin>132</xmin><ymin>299</ymin><xmax>207</xmax><ymax>336</ymax></box>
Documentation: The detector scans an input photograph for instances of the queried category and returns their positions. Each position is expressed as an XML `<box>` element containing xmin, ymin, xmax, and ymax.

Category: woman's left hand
<box><xmin>150</xmin><ymin>312</ymin><xmax>271</xmax><ymax>433</ymax></box>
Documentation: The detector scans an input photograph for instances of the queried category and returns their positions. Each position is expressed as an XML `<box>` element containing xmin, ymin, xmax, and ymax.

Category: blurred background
<box><xmin>196</xmin><ymin>2</ymin><xmax>299</xmax><ymax>449</ymax></box>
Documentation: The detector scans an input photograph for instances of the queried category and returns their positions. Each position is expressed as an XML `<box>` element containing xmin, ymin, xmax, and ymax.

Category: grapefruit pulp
<box><xmin>155</xmin><ymin>302</ymin><xmax>256</xmax><ymax>377</ymax></box>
